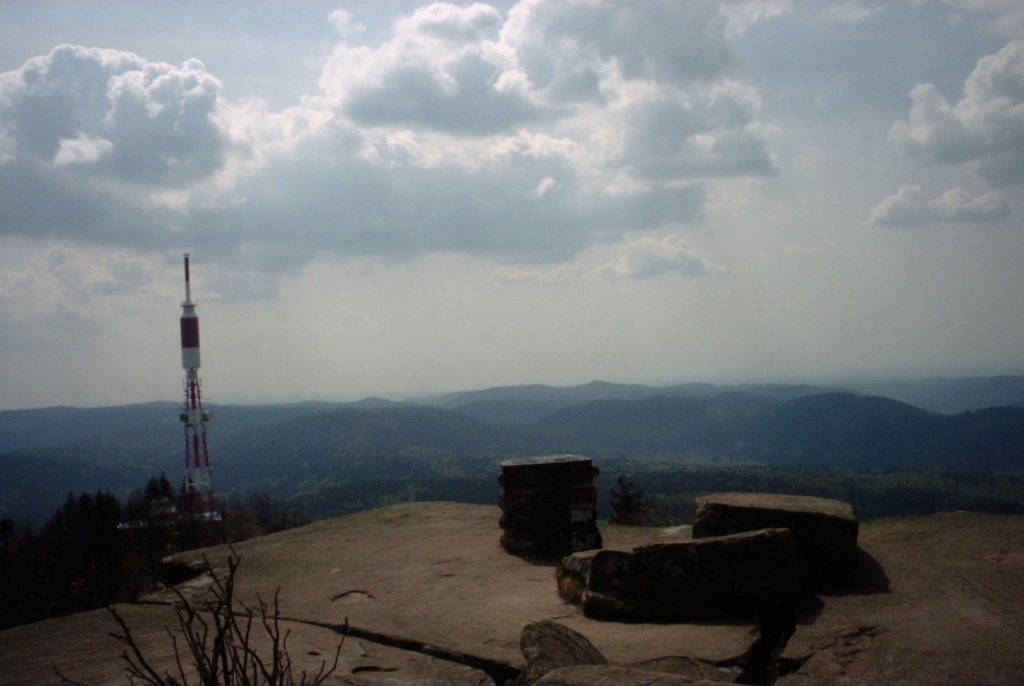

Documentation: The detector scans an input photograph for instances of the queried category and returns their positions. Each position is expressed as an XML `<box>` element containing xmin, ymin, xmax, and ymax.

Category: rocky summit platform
<box><xmin>2</xmin><ymin>502</ymin><xmax>1023</xmax><ymax>685</ymax></box>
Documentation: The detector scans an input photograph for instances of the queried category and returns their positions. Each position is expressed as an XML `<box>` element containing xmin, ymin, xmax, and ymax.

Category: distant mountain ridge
<box><xmin>2</xmin><ymin>376</ymin><xmax>1023</xmax><ymax>524</ymax></box>
<box><xmin>414</xmin><ymin>376</ymin><xmax>1024</xmax><ymax>421</ymax></box>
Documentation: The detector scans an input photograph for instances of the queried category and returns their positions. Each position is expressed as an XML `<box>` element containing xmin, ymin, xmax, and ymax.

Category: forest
<box><xmin>2</xmin><ymin>381</ymin><xmax>1023</xmax><ymax>631</ymax></box>
<box><xmin>0</xmin><ymin>475</ymin><xmax>310</xmax><ymax>631</ymax></box>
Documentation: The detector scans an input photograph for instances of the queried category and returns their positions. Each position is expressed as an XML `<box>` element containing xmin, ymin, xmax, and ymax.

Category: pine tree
<box><xmin>609</xmin><ymin>475</ymin><xmax>647</xmax><ymax>526</ymax></box>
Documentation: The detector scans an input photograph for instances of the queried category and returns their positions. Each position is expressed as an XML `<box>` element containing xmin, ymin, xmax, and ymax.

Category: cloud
<box><xmin>888</xmin><ymin>40</ymin><xmax>1024</xmax><ymax>186</ymax></box>
<box><xmin>618</xmin><ymin>83</ymin><xmax>778</xmax><ymax>180</ymax></box>
<box><xmin>0</xmin><ymin>245</ymin><xmax>156</xmax><ymax>325</ymax></box>
<box><xmin>400</xmin><ymin>2</ymin><xmax>503</xmax><ymax>44</ymax></box>
<box><xmin>531</xmin><ymin>176</ymin><xmax>560</xmax><ymax>198</ymax></box>
<box><xmin>0</xmin><ymin>45</ymin><xmax>231</xmax><ymax>186</ymax></box>
<box><xmin>0</xmin><ymin>2</ymin><xmax>777</xmax><ymax>293</ymax></box>
<box><xmin>599</xmin><ymin>234</ymin><xmax>714</xmax><ymax>279</ymax></box>
<box><xmin>0</xmin><ymin>44</ymin><xmax>239</xmax><ymax>243</ymax></box>
<box><xmin>328</xmin><ymin>9</ymin><xmax>366</xmax><ymax>39</ymax></box>
<box><xmin>321</xmin><ymin>3</ymin><xmax>540</xmax><ymax>136</ymax></box>
<box><xmin>867</xmin><ymin>185</ymin><xmax>1011</xmax><ymax>226</ymax></box>
<box><xmin>53</xmin><ymin>133</ymin><xmax>113</xmax><ymax>166</ymax></box>
<box><xmin>503</xmin><ymin>0</ymin><xmax>737</xmax><ymax>91</ymax></box>
<box><xmin>719</xmin><ymin>1</ymin><xmax>793</xmax><ymax>37</ymax></box>
<box><xmin>941</xmin><ymin>1</ymin><xmax>1024</xmax><ymax>39</ymax></box>
<box><xmin>821</xmin><ymin>2</ymin><xmax>883</xmax><ymax>24</ymax></box>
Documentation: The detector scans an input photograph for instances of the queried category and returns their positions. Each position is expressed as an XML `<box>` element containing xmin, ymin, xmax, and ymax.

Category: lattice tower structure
<box><xmin>179</xmin><ymin>253</ymin><xmax>219</xmax><ymax>519</ymax></box>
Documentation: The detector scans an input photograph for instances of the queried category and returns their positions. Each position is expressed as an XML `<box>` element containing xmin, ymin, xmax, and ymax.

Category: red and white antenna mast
<box><xmin>179</xmin><ymin>253</ymin><xmax>218</xmax><ymax>519</ymax></box>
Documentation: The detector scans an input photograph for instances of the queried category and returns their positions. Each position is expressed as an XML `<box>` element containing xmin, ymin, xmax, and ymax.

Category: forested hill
<box><xmin>2</xmin><ymin>382</ymin><xmax>1024</xmax><ymax>524</ymax></box>
<box><xmin>416</xmin><ymin>375</ymin><xmax>1024</xmax><ymax>417</ymax></box>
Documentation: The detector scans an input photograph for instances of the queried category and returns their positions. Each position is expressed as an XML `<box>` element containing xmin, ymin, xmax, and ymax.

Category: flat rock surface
<box><xmin>2</xmin><ymin>503</ymin><xmax>1023</xmax><ymax>685</ymax></box>
<box><xmin>695</xmin><ymin>493</ymin><xmax>857</xmax><ymax>520</ymax></box>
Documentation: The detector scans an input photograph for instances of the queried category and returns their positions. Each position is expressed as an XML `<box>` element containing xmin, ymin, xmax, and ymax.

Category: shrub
<box><xmin>57</xmin><ymin>551</ymin><xmax>343</xmax><ymax>686</ymax></box>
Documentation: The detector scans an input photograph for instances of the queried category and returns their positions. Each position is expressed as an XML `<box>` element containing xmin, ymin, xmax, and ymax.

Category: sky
<box><xmin>0</xmin><ymin>0</ymin><xmax>1022</xmax><ymax>411</ymax></box>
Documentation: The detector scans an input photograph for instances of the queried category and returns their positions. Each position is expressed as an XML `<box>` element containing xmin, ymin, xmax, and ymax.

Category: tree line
<box><xmin>0</xmin><ymin>474</ymin><xmax>309</xmax><ymax>632</ymax></box>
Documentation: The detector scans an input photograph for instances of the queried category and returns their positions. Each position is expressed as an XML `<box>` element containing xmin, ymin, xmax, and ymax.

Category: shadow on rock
<box><xmin>812</xmin><ymin>547</ymin><xmax>891</xmax><ymax>596</ymax></box>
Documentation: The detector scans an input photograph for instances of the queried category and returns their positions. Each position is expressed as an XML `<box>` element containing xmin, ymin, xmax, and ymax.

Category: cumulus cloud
<box><xmin>719</xmin><ymin>1</ymin><xmax>793</xmax><ymax>37</ymax></box>
<box><xmin>502</xmin><ymin>0</ymin><xmax>737</xmax><ymax>90</ymax></box>
<box><xmin>0</xmin><ymin>2</ymin><xmax>778</xmax><ymax>290</ymax></box>
<box><xmin>321</xmin><ymin>3</ymin><xmax>539</xmax><ymax>136</ymax></box>
<box><xmin>53</xmin><ymin>133</ymin><xmax>113</xmax><ymax>166</ymax></box>
<box><xmin>328</xmin><ymin>9</ymin><xmax>366</xmax><ymax>38</ymax></box>
<box><xmin>531</xmin><ymin>176</ymin><xmax>560</xmax><ymax>198</ymax></box>
<box><xmin>599</xmin><ymin>234</ymin><xmax>714</xmax><ymax>279</ymax></box>
<box><xmin>0</xmin><ymin>44</ymin><xmax>239</xmax><ymax>243</ymax></box>
<box><xmin>0</xmin><ymin>45</ymin><xmax>231</xmax><ymax>185</ymax></box>
<box><xmin>867</xmin><ymin>185</ymin><xmax>1011</xmax><ymax>226</ymax></box>
<box><xmin>0</xmin><ymin>245</ymin><xmax>156</xmax><ymax>325</ymax></box>
<box><xmin>618</xmin><ymin>83</ymin><xmax>778</xmax><ymax>180</ymax></box>
<box><xmin>888</xmin><ymin>40</ymin><xmax>1024</xmax><ymax>186</ymax></box>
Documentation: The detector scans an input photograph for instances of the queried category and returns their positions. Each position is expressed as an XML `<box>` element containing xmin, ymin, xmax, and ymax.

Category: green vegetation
<box><xmin>608</xmin><ymin>475</ymin><xmax>647</xmax><ymax>526</ymax></box>
<box><xmin>3</xmin><ymin>390</ymin><xmax>1023</xmax><ymax>525</ymax></box>
<box><xmin>0</xmin><ymin>477</ymin><xmax>309</xmax><ymax>632</ymax></box>
<box><xmin>2</xmin><ymin>385</ymin><xmax>1023</xmax><ymax>632</ymax></box>
<box><xmin>598</xmin><ymin>463</ymin><xmax>1024</xmax><ymax>526</ymax></box>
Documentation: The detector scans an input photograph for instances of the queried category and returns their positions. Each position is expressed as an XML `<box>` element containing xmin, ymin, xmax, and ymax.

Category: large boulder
<box><xmin>558</xmin><ymin>528</ymin><xmax>802</xmax><ymax>622</ymax></box>
<box><xmin>514</xmin><ymin>620</ymin><xmax>608</xmax><ymax>685</ymax></box>
<box><xmin>692</xmin><ymin>493</ymin><xmax>859</xmax><ymax>583</ymax></box>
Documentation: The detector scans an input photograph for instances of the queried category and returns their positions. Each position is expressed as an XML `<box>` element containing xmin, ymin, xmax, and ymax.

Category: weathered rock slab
<box><xmin>693</xmin><ymin>493</ymin><xmax>859</xmax><ymax>583</ymax></box>
<box><xmin>515</xmin><ymin>620</ymin><xmax>608</xmax><ymax>685</ymax></box>
<box><xmin>534</xmin><ymin>665</ymin><xmax>730</xmax><ymax>686</ymax></box>
<box><xmin>559</xmin><ymin>527</ymin><xmax>802</xmax><ymax>621</ymax></box>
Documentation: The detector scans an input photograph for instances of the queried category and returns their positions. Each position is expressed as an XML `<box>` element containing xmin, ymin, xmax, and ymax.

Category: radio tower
<box><xmin>179</xmin><ymin>253</ymin><xmax>218</xmax><ymax>521</ymax></box>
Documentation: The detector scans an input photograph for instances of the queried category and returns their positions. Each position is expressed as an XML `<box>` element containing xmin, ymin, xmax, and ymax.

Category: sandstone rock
<box><xmin>515</xmin><ymin>619</ymin><xmax>608</xmax><ymax>685</ymax></box>
<box><xmin>692</xmin><ymin>493</ymin><xmax>859</xmax><ymax>583</ymax></box>
<box><xmin>533</xmin><ymin>665</ymin><xmax>729</xmax><ymax>686</ymax></box>
<box><xmin>558</xmin><ymin>528</ymin><xmax>802</xmax><ymax>622</ymax></box>
<box><xmin>626</xmin><ymin>656</ymin><xmax>740</xmax><ymax>682</ymax></box>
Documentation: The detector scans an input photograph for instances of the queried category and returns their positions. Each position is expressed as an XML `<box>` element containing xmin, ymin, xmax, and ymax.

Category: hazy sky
<box><xmin>1</xmin><ymin>0</ymin><xmax>1022</xmax><ymax>410</ymax></box>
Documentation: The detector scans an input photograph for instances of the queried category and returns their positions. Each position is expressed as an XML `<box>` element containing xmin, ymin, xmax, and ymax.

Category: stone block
<box><xmin>692</xmin><ymin>493</ymin><xmax>859</xmax><ymax>583</ymax></box>
<box><xmin>558</xmin><ymin>528</ymin><xmax>802</xmax><ymax>622</ymax></box>
<box><xmin>499</xmin><ymin>455</ymin><xmax>600</xmax><ymax>489</ymax></box>
<box><xmin>499</xmin><ymin>455</ymin><xmax>602</xmax><ymax>555</ymax></box>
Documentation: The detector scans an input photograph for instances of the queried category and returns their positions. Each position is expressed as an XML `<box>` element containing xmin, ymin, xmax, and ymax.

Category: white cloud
<box><xmin>941</xmin><ymin>1</ymin><xmax>1024</xmax><ymax>38</ymax></box>
<box><xmin>889</xmin><ymin>40</ymin><xmax>1024</xmax><ymax>186</ymax></box>
<box><xmin>867</xmin><ymin>185</ymin><xmax>1011</xmax><ymax>226</ymax></box>
<box><xmin>599</xmin><ymin>234</ymin><xmax>715</xmax><ymax>279</ymax></box>
<box><xmin>328</xmin><ymin>9</ymin><xmax>366</xmax><ymax>39</ymax></box>
<box><xmin>616</xmin><ymin>81</ymin><xmax>778</xmax><ymax>181</ymax></box>
<box><xmin>502</xmin><ymin>0</ymin><xmax>737</xmax><ymax>89</ymax></box>
<box><xmin>0</xmin><ymin>44</ymin><xmax>244</xmax><ymax>243</ymax></box>
<box><xmin>0</xmin><ymin>3</ymin><xmax>779</xmax><ymax>273</ymax></box>
<box><xmin>719</xmin><ymin>1</ymin><xmax>793</xmax><ymax>37</ymax></box>
<box><xmin>531</xmin><ymin>175</ymin><xmax>560</xmax><ymax>198</ymax></box>
<box><xmin>821</xmin><ymin>2</ymin><xmax>883</xmax><ymax>24</ymax></box>
<box><xmin>400</xmin><ymin>2</ymin><xmax>503</xmax><ymax>44</ymax></box>
<box><xmin>0</xmin><ymin>46</ymin><xmax>232</xmax><ymax>185</ymax></box>
<box><xmin>53</xmin><ymin>133</ymin><xmax>112</xmax><ymax>165</ymax></box>
<box><xmin>0</xmin><ymin>244</ymin><xmax>157</xmax><ymax>324</ymax></box>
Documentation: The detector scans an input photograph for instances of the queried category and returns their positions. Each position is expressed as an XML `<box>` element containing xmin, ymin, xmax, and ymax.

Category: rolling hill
<box><xmin>2</xmin><ymin>378</ymin><xmax>1023</xmax><ymax>524</ymax></box>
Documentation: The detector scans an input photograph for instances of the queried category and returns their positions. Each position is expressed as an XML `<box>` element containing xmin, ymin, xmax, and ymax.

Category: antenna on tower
<box><xmin>178</xmin><ymin>253</ymin><xmax>220</xmax><ymax>536</ymax></box>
